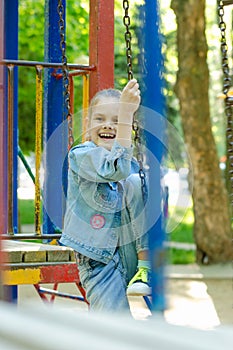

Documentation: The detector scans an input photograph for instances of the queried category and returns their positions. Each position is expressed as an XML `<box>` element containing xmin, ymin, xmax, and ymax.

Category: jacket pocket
<box><xmin>93</xmin><ymin>183</ymin><xmax>121</xmax><ymax>211</ymax></box>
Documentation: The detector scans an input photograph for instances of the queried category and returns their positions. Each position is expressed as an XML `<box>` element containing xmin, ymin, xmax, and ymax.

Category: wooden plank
<box><xmin>47</xmin><ymin>249</ymin><xmax>70</xmax><ymax>263</ymax></box>
<box><xmin>70</xmin><ymin>250</ymin><xmax>75</xmax><ymax>261</ymax></box>
<box><xmin>2</xmin><ymin>241</ymin><xmax>78</xmax><ymax>286</ymax></box>
<box><xmin>23</xmin><ymin>250</ymin><xmax>46</xmax><ymax>263</ymax></box>
<box><xmin>8</xmin><ymin>250</ymin><xmax>24</xmax><ymax>263</ymax></box>
<box><xmin>3</xmin><ymin>240</ymin><xmax>74</xmax><ymax>263</ymax></box>
<box><xmin>2</xmin><ymin>262</ymin><xmax>80</xmax><ymax>285</ymax></box>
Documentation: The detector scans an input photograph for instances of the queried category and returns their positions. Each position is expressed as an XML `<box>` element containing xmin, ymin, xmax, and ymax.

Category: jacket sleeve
<box><xmin>68</xmin><ymin>141</ymin><xmax>134</xmax><ymax>182</ymax></box>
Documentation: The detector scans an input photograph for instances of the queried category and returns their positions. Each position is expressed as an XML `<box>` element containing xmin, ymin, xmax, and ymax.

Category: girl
<box><xmin>60</xmin><ymin>79</ymin><xmax>150</xmax><ymax>312</ymax></box>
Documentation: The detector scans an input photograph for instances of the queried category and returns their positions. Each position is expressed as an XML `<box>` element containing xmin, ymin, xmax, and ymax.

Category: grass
<box><xmin>18</xmin><ymin>200</ymin><xmax>196</xmax><ymax>264</ymax></box>
<box><xmin>168</xmin><ymin>207</ymin><xmax>194</xmax><ymax>243</ymax></box>
<box><xmin>18</xmin><ymin>199</ymin><xmax>43</xmax><ymax>242</ymax></box>
<box><xmin>18</xmin><ymin>199</ymin><xmax>35</xmax><ymax>225</ymax></box>
<box><xmin>166</xmin><ymin>206</ymin><xmax>196</xmax><ymax>264</ymax></box>
<box><xmin>167</xmin><ymin>248</ymin><xmax>195</xmax><ymax>264</ymax></box>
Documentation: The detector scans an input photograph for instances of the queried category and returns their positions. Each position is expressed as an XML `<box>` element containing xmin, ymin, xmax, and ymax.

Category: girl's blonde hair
<box><xmin>87</xmin><ymin>88</ymin><xmax>121</xmax><ymax>121</ymax></box>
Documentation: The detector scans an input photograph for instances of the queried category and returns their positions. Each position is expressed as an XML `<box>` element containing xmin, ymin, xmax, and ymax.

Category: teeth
<box><xmin>99</xmin><ymin>133</ymin><xmax>115</xmax><ymax>139</ymax></box>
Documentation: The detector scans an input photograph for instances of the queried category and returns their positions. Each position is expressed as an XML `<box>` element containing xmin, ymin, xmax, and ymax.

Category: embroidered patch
<box><xmin>90</xmin><ymin>214</ymin><xmax>106</xmax><ymax>229</ymax></box>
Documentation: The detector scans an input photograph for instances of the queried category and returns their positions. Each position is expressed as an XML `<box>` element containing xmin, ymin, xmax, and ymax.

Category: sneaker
<box><xmin>127</xmin><ymin>267</ymin><xmax>151</xmax><ymax>296</ymax></box>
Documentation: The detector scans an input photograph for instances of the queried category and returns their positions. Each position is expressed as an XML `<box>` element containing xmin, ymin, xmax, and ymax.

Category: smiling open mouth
<box><xmin>98</xmin><ymin>133</ymin><xmax>115</xmax><ymax>139</ymax></box>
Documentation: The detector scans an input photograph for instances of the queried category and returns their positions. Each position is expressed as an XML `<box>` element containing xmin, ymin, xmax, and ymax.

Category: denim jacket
<box><xmin>60</xmin><ymin>140</ymin><xmax>139</xmax><ymax>264</ymax></box>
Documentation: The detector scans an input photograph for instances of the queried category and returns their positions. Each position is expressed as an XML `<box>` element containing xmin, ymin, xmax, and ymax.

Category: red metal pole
<box><xmin>89</xmin><ymin>0</ymin><xmax>114</xmax><ymax>99</ymax></box>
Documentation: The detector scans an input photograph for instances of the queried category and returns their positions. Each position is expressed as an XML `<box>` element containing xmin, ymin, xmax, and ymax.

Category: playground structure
<box><xmin>0</xmin><ymin>0</ymin><xmax>165</xmax><ymax>312</ymax></box>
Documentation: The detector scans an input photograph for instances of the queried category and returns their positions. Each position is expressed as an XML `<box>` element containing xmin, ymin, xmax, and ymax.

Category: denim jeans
<box><xmin>75</xmin><ymin>246</ymin><xmax>137</xmax><ymax>313</ymax></box>
<box><xmin>74</xmin><ymin>173</ymin><xmax>148</xmax><ymax>312</ymax></box>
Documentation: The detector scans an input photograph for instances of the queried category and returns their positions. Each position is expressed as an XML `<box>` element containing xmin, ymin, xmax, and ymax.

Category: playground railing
<box><xmin>0</xmin><ymin>58</ymin><xmax>94</xmax><ymax>305</ymax></box>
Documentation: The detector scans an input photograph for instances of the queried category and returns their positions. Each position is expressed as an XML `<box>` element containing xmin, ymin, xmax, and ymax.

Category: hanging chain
<box><xmin>217</xmin><ymin>0</ymin><xmax>233</xmax><ymax>207</ymax></box>
<box><xmin>57</xmin><ymin>0</ymin><xmax>74</xmax><ymax>148</ymax></box>
<box><xmin>123</xmin><ymin>0</ymin><xmax>147</xmax><ymax>204</ymax></box>
<box><xmin>222</xmin><ymin>1</ymin><xmax>233</xmax><ymax>5</ymax></box>
<box><xmin>123</xmin><ymin>0</ymin><xmax>133</xmax><ymax>80</ymax></box>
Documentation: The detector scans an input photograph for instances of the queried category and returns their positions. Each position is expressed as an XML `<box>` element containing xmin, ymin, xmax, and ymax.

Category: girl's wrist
<box><xmin>117</xmin><ymin>122</ymin><xmax>132</xmax><ymax>127</ymax></box>
<box><xmin>115</xmin><ymin>137</ymin><xmax>132</xmax><ymax>148</ymax></box>
<box><xmin>118</xmin><ymin>107</ymin><xmax>134</xmax><ymax>119</ymax></box>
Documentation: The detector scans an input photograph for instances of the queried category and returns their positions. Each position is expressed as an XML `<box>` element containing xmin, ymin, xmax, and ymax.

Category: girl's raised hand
<box><xmin>120</xmin><ymin>79</ymin><xmax>141</xmax><ymax>116</ymax></box>
<box><xmin>116</xmin><ymin>79</ymin><xmax>141</xmax><ymax>147</ymax></box>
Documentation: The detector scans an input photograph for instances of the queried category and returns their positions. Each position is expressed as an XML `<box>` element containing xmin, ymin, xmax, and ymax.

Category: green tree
<box><xmin>171</xmin><ymin>0</ymin><xmax>233</xmax><ymax>263</ymax></box>
<box><xmin>18</xmin><ymin>0</ymin><xmax>89</xmax><ymax>152</ymax></box>
<box><xmin>18</xmin><ymin>0</ymin><xmax>44</xmax><ymax>152</ymax></box>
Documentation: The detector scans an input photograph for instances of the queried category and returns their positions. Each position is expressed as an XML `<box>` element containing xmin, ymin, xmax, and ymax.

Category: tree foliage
<box><xmin>18</xmin><ymin>1</ymin><xmax>229</xmax><ymax>167</ymax></box>
<box><xmin>18</xmin><ymin>1</ymin><xmax>90</xmax><ymax>152</ymax></box>
<box><xmin>18</xmin><ymin>0</ymin><xmax>44</xmax><ymax>152</ymax></box>
<box><xmin>16</xmin><ymin>1</ymin><xmax>233</xmax><ymax>262</ymax></box>
<box><xmin>18</xmin><ymin>0</ymin><xmax>142</xmax><ymax>152</ymax></box>
<box><xmin>171</xmin><ymin>0</ymin><xmax>233</xmax><ymax>263</ymax></box>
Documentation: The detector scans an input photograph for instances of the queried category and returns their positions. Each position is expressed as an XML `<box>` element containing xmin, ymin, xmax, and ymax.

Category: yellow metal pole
<box><xmin>35</xmin><ymin>66</ymin><xmax>43</xmax><ymax>235</ymax></box>
<box><xmin>82</xmin><ymin>74</ymin><xmax>89</xmax><ymax>142</ymax></box>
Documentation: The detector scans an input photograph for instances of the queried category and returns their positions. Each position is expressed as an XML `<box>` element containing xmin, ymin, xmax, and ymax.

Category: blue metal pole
<box><xmin>43</xmin><ymin>0</ymin><xmax>68</xmax><ymax>235</ymax></box>
<box><xmin>139</xmin><ymin>0</ymin><xmax>166</xmax><ymax>312</ymax></box>
<box><xmin>5</xmin><ymin>0</ymin><xmax>18</xmax><ymax>234</ymax></box>
<box><xmin>0</xmin><ymin>0</ymin><xmax>5</xmax><ymax>300</ymax></box>
<box><xmin>4</xmin><ymin>0</ymin><xmax>19</xmax><ymax>302</ymax></box>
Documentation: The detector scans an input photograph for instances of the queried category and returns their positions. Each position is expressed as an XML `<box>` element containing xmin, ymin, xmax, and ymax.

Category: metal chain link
<box><xmin>57</xmin><ymin>0</ymin><xmax>74</xmax><ymax>148</ymax></box>
<box><xmin>123</xmin><ymin>0</ymin><xmax>133</xmax><ymax>81</ymax></box>
<box><xmin>222</xmin><ymin>1</ymin><xmax>233</xmax><ymax>5</ymax></box>
<box><xmin>217</xmin><ymin>0</ymin><xmax>233</xmax><ymax>206</ymax></box>
<box><xmin>123</xmin><ymin>0</ymin><xmax>147</xmax><ymax>204</ymax></box>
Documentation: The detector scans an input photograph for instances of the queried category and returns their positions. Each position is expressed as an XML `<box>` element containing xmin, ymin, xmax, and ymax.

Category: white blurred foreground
<box><xmin>0</xmin><ymin>300</ymin><xmax>232</xmax><ymax>350</ymax></box>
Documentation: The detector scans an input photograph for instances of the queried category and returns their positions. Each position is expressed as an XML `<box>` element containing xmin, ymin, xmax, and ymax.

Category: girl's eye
<box><xmin>94</xmin><ymin>116</ymin><xmax>103</xmax><ymax>121</ymax></box>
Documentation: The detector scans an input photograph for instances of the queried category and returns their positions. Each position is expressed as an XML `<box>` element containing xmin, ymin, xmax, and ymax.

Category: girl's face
<box><xmin>89</xmin><ymin>97</ymin><xmax>119</xmax><ymax>151</ymax></box>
